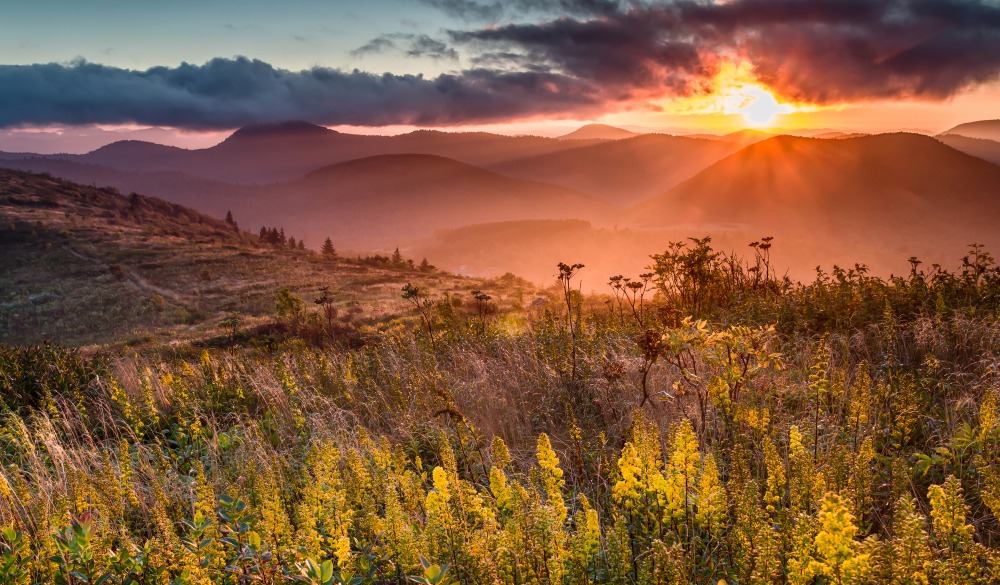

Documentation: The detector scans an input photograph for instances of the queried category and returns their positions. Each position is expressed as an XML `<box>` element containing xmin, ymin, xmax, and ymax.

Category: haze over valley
<box><xmin>4</xmin><ymin>119</ymin><xmax>1000</xmax><ymax>284</ymax></box>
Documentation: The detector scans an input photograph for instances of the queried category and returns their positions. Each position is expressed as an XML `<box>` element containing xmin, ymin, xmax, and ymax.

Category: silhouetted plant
<box><xmin>557</xmin><ymin>261</ymin><xmax>585</xmax><ymax>381</ymax></box>
<box><xmin>314</xmin><ymin>286</ymin><xmax>339</xmax><ymax>337</ymax></box>
<box><xmin>220</xmin><ymin>312</ymin><xmax>242</xmax><ymax>342</ymax></box>
<box><xmin>469</xmin><ymin>290</ymin><xmax>492</xmax><ymax>333</ymax></box>
<box><xmin>403</xmin><ymin>283</ymin><xmax>437</xmax><ymax>349</ymax></box>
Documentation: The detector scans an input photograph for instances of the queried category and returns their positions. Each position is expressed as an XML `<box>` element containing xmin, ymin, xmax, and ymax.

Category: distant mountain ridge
<box><xmin>937</xmin><ymin>134</ymin><xmax>1000</xmax><ymax>167</ymax></box>
<box><xmin>558</xmin><ymin>124</ymin><xmax>638</xmax><ymax>140</ymax></box>
<box><xmin>943</xmin><ymin>119</ymin><xmax>1000</xmax><ymax>142</ymax></box>
<box><xmin>0</xmin><ymin>120</ymin><xmax>744</xmax><ymax>206</ymax></box>
<box><xmin>491</xmin><ymin>133</ymin><xmax>742</xmax><ymax>205</ymax></box>
<box><xmin>6</xmin><ymin>122</ymin><xmax>1000</xmax><ymax>282</ymax></box>
<box><xmin>67</xmin><ymin>122</ymin><xmax>618</xmax><ymax>184</ymax></box>
<box><xmin>241</xmin><ymin>153</ymin><xmax>616</xmax><ymax>249</ymax></box>
<box><xmin>629</xmin><ymin>133</ymin><xmax>1000</xmax><ymax>268</ymax></box>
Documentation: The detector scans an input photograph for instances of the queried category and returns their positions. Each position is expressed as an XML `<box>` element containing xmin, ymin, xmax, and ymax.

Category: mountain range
<box><xmin>3</xmin><ymin>120</ymin><xmax>1000</xmax><ymax>283</ymax></box>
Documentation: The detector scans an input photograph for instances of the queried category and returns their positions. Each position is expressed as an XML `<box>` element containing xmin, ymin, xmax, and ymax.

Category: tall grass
<box><xmin>2</xmin><ymin>241</ymin><xmax>1000</xmax><ymax>583</ymax></box>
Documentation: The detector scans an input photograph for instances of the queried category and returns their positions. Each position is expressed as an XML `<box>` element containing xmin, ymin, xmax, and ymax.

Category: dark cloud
<box><xmin>352</xmin><ymin>34</ymin><xmax>459</xmax><ymax>60</ymax></box>
<box><xmin>0</xmin><ymin>58</ymin><xmax>602</xmax><ymax>129</ymax></box>
<box><xmin>407</xmin><ymin>35</ymin><xmax>460</xmax><ymax>60</ymax></box>
<box><xmin>351</xmin><ymin>36</ymin><xmax>399</xmax><ymax>56</ymax></box>
<box><xmin>449</xmin><ymin>0</ymin><xmax>1000</xmax><ymax>103</ymax></box>
<box><xmin>3</xmin><ymin>0</ymin><xmax>999</xmax><ymax>130</ymax></box>
<box><xmin>417</xmin><ymin>0</ymin><xmax>620</xmax><ymax>21</ymax></box>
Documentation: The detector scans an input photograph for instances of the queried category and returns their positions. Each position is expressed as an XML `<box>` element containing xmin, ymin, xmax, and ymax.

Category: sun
<box><xmin>654</xmin><ymin>62</ymin><xmax>811</xmax><ymax>130</ymax></box>
<box><xmin>720</xmin><ymin>84</ymin><xmax>795</xmax><ymax>128</ymax></box>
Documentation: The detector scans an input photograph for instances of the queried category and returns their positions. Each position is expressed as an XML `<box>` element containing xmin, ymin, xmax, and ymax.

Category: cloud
<box><xmin>416</xmin><ymin>0</ymin><xmax>619</xmax><ymax>21</ymax></box>
<box><xmin>352</xmin><ymin>34</ymin><xmax>459</xmax><ymax>60</ymax></box>
<box><xmin>3</xmin><ymin>0</ymin><xmax>999</xmax><ymax>130</ymax></box>
<box><xmin>351</xmin><ymin>36</ymin><xmax>398</xmax><ymax>56</ymax></box>
<box><xmin>0</xmin><ymin>58</ymin><xmax>602</xmax><ymax>129</ymax></box>
<box><xmin>448</xmin><ymin>0</ymin><xmax>1000</xmax><ymax>104</ymax></box>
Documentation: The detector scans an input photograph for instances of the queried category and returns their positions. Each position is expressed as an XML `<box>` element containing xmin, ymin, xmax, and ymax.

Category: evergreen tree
<box><xmin>259</xmin><ymin>226</ymin><xmax>267</xmax><ymax>241</ymax></box>
<box><xmin>321</xmin><ymin>237</ymin><xmax>336</xmax><ymax>258</ymax></box>
<box><xmin>288</xmin><ymin>236</ymin><xmax>297</xmax><ymax>249</ymax></box>
<box><xmin>297</xmin><ymin>240</ymin><xmax>305</xmax><ymax>251</ymax></box>
<box><xmin>392</xmin><ymin>247</ymin><xmax>403</xmax><ymax>264</ymax></box>
<box><xmin>225</xmin><ymin>210</ymin><xmax>234</xmax><ymax>225</ymax></box>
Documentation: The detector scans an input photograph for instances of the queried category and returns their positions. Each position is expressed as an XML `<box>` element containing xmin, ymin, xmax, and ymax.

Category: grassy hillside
<box><xmin>0</xmin><ymin>169</ymin><xmax>529</xmax><ymax>348</ymax></box>
<box><xmin>2</xmin><ymin>233</ymin><xmax>1000</xmax><ymax>583</ymax></box>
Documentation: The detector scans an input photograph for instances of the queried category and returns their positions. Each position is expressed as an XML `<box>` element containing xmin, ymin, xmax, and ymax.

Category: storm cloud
<box><xmin>416</xmin><ymin>0</ymin><xmax>620</xmax><ymax>21</ymax></box>
<box><xmin>450</xmin><ymin>0</ymin><xmax>1000</xmax><ymax>104</ymax></box>
<box><xmin>0</xmin><ymin>58</ymin><xmax>602</xmax><ymax>129</ymax></box>
<box><xmin>2</xmin><ymin>0</ymin><xmax>1000</xmax><ymax>129</ymax></box>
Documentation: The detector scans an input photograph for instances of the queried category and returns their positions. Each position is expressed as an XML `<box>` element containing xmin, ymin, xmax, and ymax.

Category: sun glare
<box><xmin>656</xmin><ymin>62</ymin><xmax>811</xmax><ymax>130</ymax></box>
<box><xmin>721</xmin><ymin>84</ymin><xmax>795</xmax><ymax>128</ymax></box>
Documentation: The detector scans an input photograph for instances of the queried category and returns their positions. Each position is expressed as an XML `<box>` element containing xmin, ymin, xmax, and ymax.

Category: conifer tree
<box><xmin>321</xmin><ymin>237</ymin><xmax>336</xmax><ymax>258</ymax></box>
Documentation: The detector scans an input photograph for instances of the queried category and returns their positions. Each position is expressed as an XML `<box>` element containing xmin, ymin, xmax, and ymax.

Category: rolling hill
<box><xmin>0</xmin><ymin>156</ymin><xmax>244</xmax><ymax>216</ymax></box>
<box><xmin>490</xmin><ymin>134</ymin><xmax>741</xmax><ymax>205</ymax></box>
<box><xmin>0</xmin><ymin>169</ymin><xmax>498</xmax><ymax>347</ymax></box>
<box><xmin>937</xmin><ymin>134</ymin><xmax>1000</xmax><ymax>166</ymax></box>
<box><xmin>231</xmin><ymin>154</ymin><xmax>617</xmax><ymax>249</ymax></box>
<box><xmin>942</xmin><ymin>119</ymin><xmax>1000</xmax><ymax>142</ymax></box>
<box><xmin>629</xmin><ymin>133</ymin><xmax>1000</xmax><ymax>271</ymax></box>
<box><xmin>0</xmin><ymin>150</ymin><xmax>623</xmax><ymax>251</ymax></box>
<box><xmin>61</xmin><ymin>122</ymin><xmax>609</xmax><ymax>184</ymax></box>
<box><xmin>2</xmin><ymin>124</ymin><xmax>743</xmax><ymax>208</ymax></box>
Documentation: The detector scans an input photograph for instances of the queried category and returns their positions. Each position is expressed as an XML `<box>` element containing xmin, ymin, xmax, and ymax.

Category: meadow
<box><xmin>2</xmin><ymin>235</ymin><xmax>1000</xmax><ymax>584</ymax></box>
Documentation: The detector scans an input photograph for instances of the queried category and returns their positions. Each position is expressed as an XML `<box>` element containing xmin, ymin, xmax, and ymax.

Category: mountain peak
<box><xmin>224</xmin><ymin>120</ymin><xmax>335</xmax><ymax>142</ymax></box>
<box><xmin>558</xmin><ymin>124</ymin><xmax>638</xmax><ymax>140</ymax></box>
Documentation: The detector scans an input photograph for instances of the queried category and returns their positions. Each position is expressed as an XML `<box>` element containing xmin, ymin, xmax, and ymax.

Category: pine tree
<box><xmin>392</xmin><ymin>247</ymin><xmax>403</xmax><ymax>264</ymax></box>
<box><xmin>225</xmin><ymin>210</ymin><xmax>234</xmax><ymax>225</ymax></box>
<box><xmin>322</xmin><ymin>238</ymin><xmax>336</xmax><ymax>258</ymax></box>
<box><xmin>297</xmin><ymin>240</ymin><xmax>305</xmax><ymax>251</ymax></box>
<box><xmin>288</xmin><ymin>236</ymin><xmax>297</xmax><ymax>249</ymax></box>
<box><xmin>259</xmin><ymin>226</ymin><xmax>267</xmax><ymax>240</ymax></box>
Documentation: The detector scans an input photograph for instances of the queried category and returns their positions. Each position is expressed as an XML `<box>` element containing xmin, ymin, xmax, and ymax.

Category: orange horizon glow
<box><xmin>654</xmin><ymin>62</ymin><xmax>824</xmax><ymax>130</ymax></box>
<box><xmin>2</xmin><ymin>63</ymin><xmax>997</xmax><ymax>155</ymax></box>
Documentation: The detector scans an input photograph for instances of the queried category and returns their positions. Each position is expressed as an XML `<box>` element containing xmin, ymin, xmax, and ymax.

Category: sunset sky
<box><xmin>2</xmin><ymin>0</ymin><xmax>999</xmax><ymax>152</ymax></box>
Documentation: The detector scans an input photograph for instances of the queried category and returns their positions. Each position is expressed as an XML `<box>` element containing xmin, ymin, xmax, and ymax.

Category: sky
<box><xmin>1</xmin><ymin>0</ymin><xmax>999</xmax><ymax>152</ymax></box>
